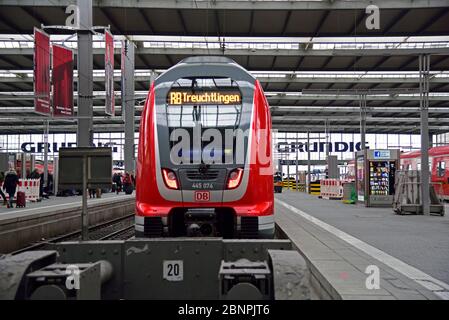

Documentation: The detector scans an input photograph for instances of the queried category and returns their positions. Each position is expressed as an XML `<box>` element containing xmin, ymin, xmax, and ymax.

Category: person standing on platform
<box><xmin>38</xmin><ymin>172</ymin><xmax>49</xmax><ymax>200</ymax></box>
<box><xmin>29</xmin><ymin>169</ymin><xmax>40</xmax><ymax>180</ymax></box>
<box><xmin>113</xmin><ymin>172</ymin><xmax>122</xmax><ymax>195</ymax></box>
<box><xmin>123</xmin><ymin>172</ymin><xmax>133</xmax><ymax>195</ymax></box>
<box><xmin>131</xmin><ymin>171</ymin><xmax>136</xmax><ymax>187</ymax></box>
<box><xmin>0</xmin><ymin>171</ymin><xmax>7</xmax><ymax>206</ymax></box>
<box><xmin>3</xmin><ymin>169</ymin><xmax>19</xmax><ymax>209</ymax></box>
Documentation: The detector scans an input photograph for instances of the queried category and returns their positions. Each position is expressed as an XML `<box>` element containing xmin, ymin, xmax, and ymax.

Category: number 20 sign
<box><xmin>163</xmin><ymin>260</ymin><xmax>183</xmax><ymax>281</ymax></box>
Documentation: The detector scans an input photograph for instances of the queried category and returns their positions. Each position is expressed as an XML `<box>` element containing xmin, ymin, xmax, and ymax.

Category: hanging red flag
<box><xmin>105</xmin><ymin>30</ymin><xmax>115</xmax><ymax>116</ymax></box>
<box><xmin>34</xmin><ymin>28</ymin><xmax>51</xmax><ymax>115</ymax></box>
<box><xmin>52</xmin><ymin>44</ymin><xmax>74</xmax><ymax>117</ymax></box>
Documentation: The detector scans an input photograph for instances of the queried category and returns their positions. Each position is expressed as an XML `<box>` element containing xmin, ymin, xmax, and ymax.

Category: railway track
<box><xmin>9</xmin><ymin>214</ymin><xmax>135</xmax><ymax>255</ymax></box>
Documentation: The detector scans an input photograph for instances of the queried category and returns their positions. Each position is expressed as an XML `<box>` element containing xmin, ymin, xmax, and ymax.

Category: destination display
<box><xmin>168</xmin><ymin>90</ymin><xmax>241</xmax><ymax>105</ymax></box>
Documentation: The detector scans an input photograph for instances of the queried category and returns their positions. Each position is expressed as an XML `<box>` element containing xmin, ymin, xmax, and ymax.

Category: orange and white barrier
<box><xmin>320</xmin><ymin>179</ymin><xmax>348</xmax><ymax>200</ymax></box>
<box><xmin>17</xmin><ymin>179</ymin><xmax>41</xmax><ymax>202</ymax></box>
<box><xmin>1</xmin><ymin>179</ymin><xmax>41</xmax><ymax>202</ymax></box>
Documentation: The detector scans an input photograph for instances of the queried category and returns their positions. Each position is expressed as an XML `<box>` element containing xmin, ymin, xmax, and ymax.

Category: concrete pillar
<box><xmin>30</xmin><ymin>154</ymin><xmax>35</xmax><ymax>173</ymax></box>
<box><xmin>76</xmin><ymin>0</ymin><xmax>94</xmax><ymax>147</ymax></box>
<box><xmin>420</xmin><ymin>55</ymin><xmax>431</xmax><ymax>215</ymax></box>
<box><xmin>43</xmin><ymin>120</ymin><xmax>49</xmax><ymax>186</ymax></box>
<box><xmin>360</xmin><ymin>94</ymin><xmax>367</xmax><ymax>151</ymax></box>
<box><xmin>307</xmin><ymin>131</ymin><xmax>311</xmax><ymax>193</ymax></box>
<box><xmin>295</xmin><ymin>132</ymin><xmax>299</xmax><ymax>191</ymax></box>
<box><xmin>123</xmin><ymin>41</ymin><xmax>135</xmax><ymax>174</ymax></box>
<box><xmin>20</xmin><ymin>153</ymin><xmax>26</xmax><ymax>179</ymax></box>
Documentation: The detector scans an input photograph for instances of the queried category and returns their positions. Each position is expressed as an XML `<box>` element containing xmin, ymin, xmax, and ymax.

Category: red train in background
<box><xmin>400</xmin><ymin>145</ymin><xmax>449</xmax><ymax>201</ymax></box>
<box><xmin>135</xmin><ymin>57</ymin><xmax>274</xmax><ymax>238</ymax></box>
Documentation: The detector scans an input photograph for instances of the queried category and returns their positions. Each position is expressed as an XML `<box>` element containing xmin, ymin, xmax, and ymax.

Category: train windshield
<box><xmin>166</xmin><ymin>77</ymin><xmax>244</xmax><ymax>164</ymax></box>
<box><xmin>166</xmin><ymin>77</ymin><xmax>242</xmax><ymax>128</ymax></box>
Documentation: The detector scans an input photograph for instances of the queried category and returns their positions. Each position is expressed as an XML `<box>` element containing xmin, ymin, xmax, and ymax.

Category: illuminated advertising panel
<box><xmin>52</xmin><ymin>44</ymin><xmax>74</xmax><ymax>117</ymax></box>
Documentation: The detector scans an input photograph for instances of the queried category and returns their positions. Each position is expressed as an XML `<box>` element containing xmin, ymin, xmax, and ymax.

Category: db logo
<box><xmin>195</xmin><ymin>191</ymin><xmax>210</xmax><ymax>202</ymax></box>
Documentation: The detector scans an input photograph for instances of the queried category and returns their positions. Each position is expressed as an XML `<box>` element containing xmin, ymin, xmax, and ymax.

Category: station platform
<box><xmin>0</xmin><ymin>192</ymin><xmax>131</xmax><ymax>217</ymax></box>
<box><xmin>275</xmin><ymin>191</ymin><xmax>449</xmax><ymax>300</ymax></box>
<box><xmin>0</xmin><ymin>193</ymin><xmax>135</xmax><ymax>253</ymax></box>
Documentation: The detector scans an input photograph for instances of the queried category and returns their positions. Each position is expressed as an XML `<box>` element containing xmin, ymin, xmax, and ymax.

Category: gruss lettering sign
<box><xmin>168</xmin><ymin>90</ymin><xmax>241</xmax><ymax>105</ymax></box>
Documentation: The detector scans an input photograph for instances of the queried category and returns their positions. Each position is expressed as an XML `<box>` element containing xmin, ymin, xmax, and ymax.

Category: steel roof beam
<box><xmin>2</xmin><ymin>93</ymin><xmax>449</xmax><ymax>102</ymax></box>
<box><xmin>1</xmin><ymin>75</ymin><xmax>448</xmax><ymax>85</ymax></box>
<box><xmin>2</xmin><ymin>0</ymin><xmax>449</xmax><ymax>10</ymax></box>
<box><xmin>2</xmin><ymin>105</ymin><xmax>448</xmax><ymax>115</ymax></box>
<box><xmin>2</xmin><ymin>46</ymin><xmax>449</xmax><ymax>57</ymax></box>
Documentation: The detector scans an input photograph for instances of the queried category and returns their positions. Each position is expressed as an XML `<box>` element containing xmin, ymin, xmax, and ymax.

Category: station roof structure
<box><xmin>0</xmin><ymin>0</ymin><xmax>448</xmax><ymax>135</ymax></box>
<box><xmin>0</xmin><ymin>0</ymin><xmax>448</xmax><ymax>37</ymax></box>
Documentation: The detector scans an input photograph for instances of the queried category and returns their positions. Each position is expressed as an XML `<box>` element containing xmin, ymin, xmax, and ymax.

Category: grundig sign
<box><xmin>277</xmin><ymin>142</ymin><xmax>366</xmax><ymax>153</ymax></box>
<box><xmin>168</xmin><ymin>90</ymin><xmax>241</xmax><ymax>105</ymax></box>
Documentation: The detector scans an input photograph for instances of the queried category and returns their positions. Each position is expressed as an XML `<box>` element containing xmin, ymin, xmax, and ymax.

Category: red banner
<box><xmin>52</xmin><ymin>44</ymin><xmax>74</xmax><ymax>117</ymax></box>
<box><xmin>34</xmin><ymin>28</ymin><xmax>51</xmax><ymax>115</ymax></box>
<box><xmin>105</xmin><ymin>30</ymin><xmax>115</xmax><ymax>116</ymax></box>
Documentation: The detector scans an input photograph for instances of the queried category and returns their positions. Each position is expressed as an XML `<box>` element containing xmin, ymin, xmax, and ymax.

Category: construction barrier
<box><xmin>320</xmin><ymin>179</ymin><xmax>348</xmax><ymax>200</ymax></box>
<box><xmin>1</xmin><ymin>179</ymin><xmax>41</xmax><ymax>203</ymax></box>
<box><xmin>282</xmin><ymin>180</ymin><xmax>306</xmax><ymax>192</ymax></box>
<box><xmin>309</xmin><ymin>181</ymin><xmax>321</xmax><ymax>196</ymax></box>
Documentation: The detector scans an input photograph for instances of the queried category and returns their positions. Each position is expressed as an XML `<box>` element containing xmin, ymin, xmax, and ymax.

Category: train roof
<box><xmin>179</xmin><ymin>56</ymin><xmax>237</xmax><ymax>65</ymax></box>
<box><xmin>429</xmin><ymin>145</ymin><xmax>449</xmax><ymax>157</ymax></box>
<box><xmin>401</xmin><ymin>150</ymin><xmax>422</xmax><ymax>159</ymax></box>
<box><xmin>401</xmin><ymin>145</ymin><xmax>449</xmax><ymax>159</ymax></box>
<box><xmin>155</xmin><ymin>56</ymin><xmax>255</xmax><ymax>85</ymax></box>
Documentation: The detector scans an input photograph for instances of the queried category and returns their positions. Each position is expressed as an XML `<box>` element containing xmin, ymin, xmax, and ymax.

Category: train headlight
<box><xmin>162</xmin><ymin>168</ymin><xmax>179</xmax><ymax>190</ymax></box>
<box><xmin>226</xmin><ymin>168</ymin><xmax>244</xmax><ymax>190</ymax></box>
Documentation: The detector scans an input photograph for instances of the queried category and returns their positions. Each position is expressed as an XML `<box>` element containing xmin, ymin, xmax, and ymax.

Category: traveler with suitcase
<box><xmin>2</xmin><ymin>169</ymin><xmax>19</xmax><ymax>209</ymax></box>
<box><xmin>123</xmin><ymin>172</ymin><xmax>134</xmax><ymax>195</ymax></box>
<box><xmin>16</xmin><ymin>191</ymin><xmax>26</xmax><ymax>208</ymax></box>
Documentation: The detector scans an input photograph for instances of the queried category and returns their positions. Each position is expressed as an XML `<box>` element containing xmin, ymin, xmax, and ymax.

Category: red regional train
<box><xmin>135</xmin><ymin>57</ymin><xmax>274</xmax><ymax>238</ymax></box>
<box><xmin>400</xmin><ymin>145</ymin><xmax>449</xmax><ymax>201</ymax></box>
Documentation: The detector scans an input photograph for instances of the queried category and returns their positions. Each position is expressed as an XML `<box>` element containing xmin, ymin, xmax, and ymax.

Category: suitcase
<box><xmin>16</xmin><ymin>191</ymin><xmax>26</xmax><ymax>208</ymax></box>
<box><xmin>124</xmin><ymin>184</ymin><xmax>133</xmax><ymax>195</ymax></box>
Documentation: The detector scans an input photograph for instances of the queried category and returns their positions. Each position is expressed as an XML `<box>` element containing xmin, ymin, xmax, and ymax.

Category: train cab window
<box><xmin>166</xmin><ymin>77</ymin><xmax>242</xmax><ymax>129</ymax></box>
<box><xmin>166</xmin><ymin>77</ymin><xmax>243</xmax><ymax>164</ymax></box>
<box><xmin>437</xmin><ymin>161</ymin><xmax>446</xmax><ymax>177</ymax></box>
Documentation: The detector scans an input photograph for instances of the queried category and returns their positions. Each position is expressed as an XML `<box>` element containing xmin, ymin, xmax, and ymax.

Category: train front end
<box><xmin>136</xmin><ymin>57</ymin><xmax>274</xmax><ymax>238</ymax></box>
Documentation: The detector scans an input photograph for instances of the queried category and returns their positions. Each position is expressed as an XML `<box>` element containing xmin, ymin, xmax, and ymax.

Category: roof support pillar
<box><xmin>359</xmin><ymin>94</ymin><xmax>367</xmax><ymax>151</ymax></box>
<box><xmin>123</xmin><ymin>41</ymin><xmax>136</xmax><ymax>174</ymax></box>
<box><xmin>76</xmin><ymin>0</ymin><xmax>94</xmax><ymax>147</ymax></box>
<box><xmin>420</xmin><ymin>54</ymin><xmax>431</xmax><ymax>216</ymax></box>
<box><xmin>307</xmin><ymin>131</ymin><xmax>311</xmax><ymax>194</ymax></box>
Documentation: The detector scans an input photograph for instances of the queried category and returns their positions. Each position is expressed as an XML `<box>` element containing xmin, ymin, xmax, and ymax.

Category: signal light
<box><xmin>162</xmin><ymin>168</ymin><xmax>179</xmax><ymax>190</ymax></box>
<box><xmin>226</xmin><ymin>168</ymin><xmax>244</xmax><ymax>190</ymax></box>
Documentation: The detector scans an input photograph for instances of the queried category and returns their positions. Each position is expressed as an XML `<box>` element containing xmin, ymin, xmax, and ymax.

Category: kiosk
<box><xmin>356</xmin><ymin>149</ymin><xmax>400</xmax><ymax>207</ymax></box>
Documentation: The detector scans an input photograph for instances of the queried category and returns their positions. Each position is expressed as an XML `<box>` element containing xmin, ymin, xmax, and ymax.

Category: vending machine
<box><xmin>355</xmin><ymin>149</ymin><xmax>400</xmax><ymax>207</ymax></box>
